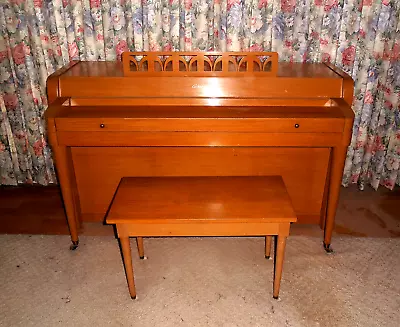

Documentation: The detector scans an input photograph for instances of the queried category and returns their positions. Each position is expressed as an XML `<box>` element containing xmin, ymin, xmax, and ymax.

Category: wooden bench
<box><xmin>106</xmin><ymin>176</ymin><xmax>297</xmax><ymax>299</ymax></box>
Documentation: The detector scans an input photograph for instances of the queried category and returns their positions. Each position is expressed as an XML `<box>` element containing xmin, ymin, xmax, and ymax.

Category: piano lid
<box><xmin>51</xmin><ymin>52</ymin><xmax>347</xmax><ymax>102</ymax></box>
<box><xmin>60</xmin><ymin>58</ymin><xmax>341</xmax><ymax>79</ymax></box>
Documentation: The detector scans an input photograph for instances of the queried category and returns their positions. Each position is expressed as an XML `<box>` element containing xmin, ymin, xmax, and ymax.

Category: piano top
<box><xmin>46</xmin><ymin>54</ymin><xmax>354</xmax><ymax>145</ymax></box>
<box><xmin>47</xmin><ymin>52</ymin><xmax>353</xmax><ymax>109</ymax></box>
<box><xmin>59</xmin><ymin>61</ymin><xmax>342</xmax><ymax>79</ymax></box>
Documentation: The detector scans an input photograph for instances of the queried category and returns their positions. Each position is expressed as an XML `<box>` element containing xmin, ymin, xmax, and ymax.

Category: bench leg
<box><xmin>265</xmin><ymin>236</ymin><xmax>272</xmax><ymax>259</ymax></box>
<box><xmin>119</xmin><ymin>237</ymin><xmax>137</xmax><ymax>299</ymax></box>
<box><xmin>273</xmin><ymin>235</ymin><xmax>287</xmax><ymax>299</ymax></box>
<box><xmin>136</xmin><ymin>237</ymin><xmax>145</xmax><ymax>259</ymax></box>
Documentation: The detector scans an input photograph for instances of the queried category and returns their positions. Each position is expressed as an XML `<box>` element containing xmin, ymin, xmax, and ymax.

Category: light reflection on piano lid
<box><xmin>206</xmin><ymin>99</ymin><xmax>221</xmax><ymax>106</ymax></box>
<box><xmin>207</xmin><ymin>202</ymin><xmax>224</xmax><ymax>212</ymax></box>
<box><xmin>191</xmin><ymin>79</ymin><xmax>224</xmax><ymax>98</ymax></box>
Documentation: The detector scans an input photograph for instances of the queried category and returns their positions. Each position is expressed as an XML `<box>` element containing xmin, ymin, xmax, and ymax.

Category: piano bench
<box><xmin>106</xmin><ymin>176</ymin><xmax>297</xmax><ymax>300</ymax></box>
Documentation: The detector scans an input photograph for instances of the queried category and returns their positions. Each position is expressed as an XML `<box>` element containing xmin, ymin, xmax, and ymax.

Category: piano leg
<box><xmin>324</xmin><ymin>145</ymin><xmax>348</xmax><ymax>253</ymax></box>
<box><xmin>50</xmin><ymin>143</ymin><xmax>81</xmax><ymax>250</ymax></box>
<box><xmin>70</xmin><ymin>240</ymin><xmax>79</xmax><ymax>251</ymax></box>
<box><xmin>323</xmin><ymin>242</ymin><xmax>334</xmax><ymax>254</ymax></box>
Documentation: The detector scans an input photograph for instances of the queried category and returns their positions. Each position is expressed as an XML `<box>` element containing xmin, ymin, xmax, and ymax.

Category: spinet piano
<box><xmin>45</xmin><ymin>52</ymin><xmax>354</xmax><ymax>251</ymax></box>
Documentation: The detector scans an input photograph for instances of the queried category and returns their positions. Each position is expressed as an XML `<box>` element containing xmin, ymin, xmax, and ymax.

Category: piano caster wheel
<box><xmin>323</xmin><ymin>243</ymin><xmax>334</xmax><ymax>254</ymax></box>
<box><xmin>265</xmin><ymin>255</ymin><xmax>271</xmax><ymax>260</ymax></box>
<box><xmin>139</xmin><ymin>256</ymin><xmax>144</xmax><ymax>260</ymax></box>
<box><xmin>70</xmin><ymin>240</ymin><xmax>79</xmax><ymax>251</ymax></box>
<box><xmin>273</xmin><ymin>296</ymin><xmax>279</xmax><ymax>300</ymax></box>
<box><xmin>131</xmin><ymin>295</ymin><xmax>137</xmax><ymax>300</ymax></box>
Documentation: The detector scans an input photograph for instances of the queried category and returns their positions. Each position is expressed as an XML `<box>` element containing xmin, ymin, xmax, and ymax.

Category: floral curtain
<box><xmin>0</xmin><ymin>0</ymin><xmax>399</xmax><ymax>189</ymax></box>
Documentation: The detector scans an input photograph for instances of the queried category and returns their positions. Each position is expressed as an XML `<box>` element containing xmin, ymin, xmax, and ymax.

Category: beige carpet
<box><xmin>0</xmin><ymin>235</ymin><xmax>399</xmax><ymax>327</ymax></box>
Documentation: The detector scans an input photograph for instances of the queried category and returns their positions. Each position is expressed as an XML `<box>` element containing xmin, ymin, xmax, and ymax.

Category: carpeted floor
<box><xmin>0</xmin><ymin>235</ymin><xmax>399</xmax><ymax>327</ymax></box>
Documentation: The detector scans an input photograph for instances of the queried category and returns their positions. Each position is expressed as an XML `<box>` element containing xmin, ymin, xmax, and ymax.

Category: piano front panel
<box><xmin>55</xmin><ymin>117</ymin><xmax>344</xmax><ymax>133</ymax></box>
<box><xmin>71</xmin><ymin>147</ymin><xmax>330</xmax><ymax>224</ymax></box>
<box><xmin>57</xmin><ymin>131</ymin><xmax>343</xmax><ymax>147</ymax></box>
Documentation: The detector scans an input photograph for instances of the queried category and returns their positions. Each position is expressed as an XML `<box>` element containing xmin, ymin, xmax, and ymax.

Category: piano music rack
<box><xmin>122</xmin><ymin>51</ymin><xmax>279</xmax><ymax>77</ymax></box>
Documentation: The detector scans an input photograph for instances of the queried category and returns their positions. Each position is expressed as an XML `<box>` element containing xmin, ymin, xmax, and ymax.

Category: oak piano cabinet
<box><xmin>45</xmin><ymin>52</ymin><xmax>354</xmax><ymax>251</ymax></box>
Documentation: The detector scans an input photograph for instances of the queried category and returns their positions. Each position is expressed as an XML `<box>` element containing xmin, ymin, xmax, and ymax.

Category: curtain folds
<box><xmin>0</xmin><ymin>0</ymin><xmax>399</xmax><ymax>189</ymax></box>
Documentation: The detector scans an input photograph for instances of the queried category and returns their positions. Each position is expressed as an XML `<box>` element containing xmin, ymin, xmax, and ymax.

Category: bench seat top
<box><xmin>106</xmin><ymin>176</ymin><xmax>297</xmax><ymax>224</ymax></box>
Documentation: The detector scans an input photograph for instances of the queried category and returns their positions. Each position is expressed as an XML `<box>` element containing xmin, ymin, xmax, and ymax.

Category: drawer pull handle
<box><xmin>100</xmin><ymin>124</ymin><xmax>105</xmax><ymax>128</ymax></box>
<box><xmin>294</xmin><ymin>124</ymin><xmax>300</xmax><ymax>128</ymax></box>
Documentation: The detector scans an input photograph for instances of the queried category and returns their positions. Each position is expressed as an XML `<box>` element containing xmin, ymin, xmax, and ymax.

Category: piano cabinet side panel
<box><xmin>71</xmin><ymin>147</ymin><xmax>330</xmax><ymax>224</ymax></box>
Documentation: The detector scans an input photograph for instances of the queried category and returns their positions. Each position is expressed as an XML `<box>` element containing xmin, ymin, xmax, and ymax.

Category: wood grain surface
<box><xmin>45</xmin><ymin>52</ymin><xmax>354</xmax><ymax>248</ymax></box>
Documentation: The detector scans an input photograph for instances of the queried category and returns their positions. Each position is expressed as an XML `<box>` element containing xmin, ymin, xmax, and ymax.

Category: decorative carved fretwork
<box><xmin>122</xmin><ymin>52</ymin><xmax>278</xmax><ymax>77</ymax></box>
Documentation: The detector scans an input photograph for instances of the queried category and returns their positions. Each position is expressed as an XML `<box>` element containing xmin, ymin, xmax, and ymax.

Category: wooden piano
<box><xmin>45</xmin><ymin>52</ymin><xmax>354</xmax><ymax>251</ymax></box>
